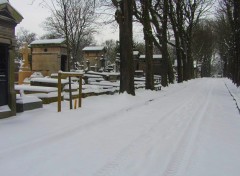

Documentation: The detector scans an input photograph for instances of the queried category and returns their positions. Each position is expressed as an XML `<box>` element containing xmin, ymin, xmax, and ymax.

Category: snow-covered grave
<box><xmin>87</xmin><ymin>71</ymin><xmax>120</xmax><ymax>81</ymax></box>
<box><xmin>1</xmin><ymin>78</ymin><xmax>240</xmax><ymax>176</ymax></box>
<box><xmin>15</xmin><ymin>83</ymin><xmax>60</xmax><ymax>104</ymax></box>
<box><xmin>31</xmin><ymin>77</ymin><xmax>69</xmax><ymax>88</ymax></box>
<box><xmin>15</xmin><ymin>70</ymin><xmax>161</xmax><ymax>107</ymax></box>
<box><xmin>16</xmin><ymin>95</ymin><xmax>42</xmax><ymax>112</ymax></box>
<box><xmin>15</xmin><ymin>85</ymin><xmax>58</xmax><ymax>93</ymax></box>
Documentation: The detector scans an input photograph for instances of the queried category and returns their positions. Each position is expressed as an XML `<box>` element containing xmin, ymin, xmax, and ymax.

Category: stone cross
<box><xmin>19</xmin><ymin>42</ymin><xmax>31</xmax><ymax>71</ymax></box>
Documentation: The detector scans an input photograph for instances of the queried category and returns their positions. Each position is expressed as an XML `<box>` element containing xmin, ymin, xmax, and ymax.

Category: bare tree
<box><xmin>42</xmin><ymin>0</ymin><xmax>97</xmax><ymax>68</ymax></box>
<box><xmin>217</xmin><ymin>0</ymin><xmax>240</xmax><ymax>85</ymax></box>
<box><xmin>102</xmin><ymin>39</ymin><xmax>118</xmax><ymax>63</ymax></box>
<box><xmin>138</xmin><ymin>0</ymin><xmax>154</xmax><ymax>90</ymax></box>
<box><xmin>169</xmin><ymin>0</ymin><xmax>214</xmax><ymax>81</ymax></box>
<box><xmin>16</xmin><ymin>27</ymin><xmax>37</xmax><ymax>46</ymax></box>
<box><xmin>192</xmin><ymin>20</ymin><xmax>216</xmax><ymax>77</ymax></box>
<box><xmin>151</xmin><ymin>0</ymin><xmax>175</xmax><ymax>86</ymax></box>
<box><xmin>134</xmin><ymin>0</ymin><xmax>175</xmax><ymax>87</ymax></box>
<box><xmin>16</xmin><ymin>27</ymin><xmax>37</xmax><ymax>59</ymax></box>
<box><xmin>215</xmin><ymin>10</ymin><xmax>231</xmax><ymax>77</ymax></box>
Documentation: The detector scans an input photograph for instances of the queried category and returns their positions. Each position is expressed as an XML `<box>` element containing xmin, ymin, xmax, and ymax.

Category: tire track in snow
<box><xmin>93</xmin><ymin>81</ymin><xmax>209</xmax><ymax>176</ymax></box>
<box><xmin>0</xmin><ymin>80</ymin><xmax>202</xmax><ymax>160</ymax></box>
<box><xmin>161</xmin><ymin>80</ymin><xmax>214</xmax><ymax>176</ymax></box>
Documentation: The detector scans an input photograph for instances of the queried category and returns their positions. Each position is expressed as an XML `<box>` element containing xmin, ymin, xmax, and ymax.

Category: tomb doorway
<box><xmin>0</xmin><ymin>44</ymin><xmax>9</xmax><ymax>106</ymax></box>
<box><xmin>61</xmin><ymin>55</ymin><xmax>67</xmax><ymax>71</ymax></box>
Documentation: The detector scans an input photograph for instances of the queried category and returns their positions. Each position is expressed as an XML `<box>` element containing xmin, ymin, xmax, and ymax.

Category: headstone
<box><xmin>115</xmin><ymin>59</ymin><xmax>120</xmax><ymax>72</ymax></box>
<box><xmin>86</xmin><ymin>60</ymin><xmax>90</xmax><ymax>72</ymax></box>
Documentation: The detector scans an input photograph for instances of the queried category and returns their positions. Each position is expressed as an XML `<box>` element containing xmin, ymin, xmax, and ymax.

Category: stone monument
<box><xmin>18</xmin><ymin>43</ymin><xmax>32</xmax><ymax>84</ymax></box>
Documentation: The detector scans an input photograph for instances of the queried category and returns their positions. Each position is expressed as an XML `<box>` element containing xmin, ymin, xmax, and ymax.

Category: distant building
<box><xmin>30</xmin><ymin>38</ymin><xmax>67</xmax><ymax>75</ymax></box>
<box><xmin>82</xmin><ymin>46</ymin><xmax>106</xmax><ymax>71</ymax></box>
<box><xmin>0</xmin><ymin>1</ymin><xmax>23</xmax><ymax>118</ymax></box>
<box><xmin>138</xmin><ymin>54</ymin><xmax>163</xmax><ymax>75</ymax></box>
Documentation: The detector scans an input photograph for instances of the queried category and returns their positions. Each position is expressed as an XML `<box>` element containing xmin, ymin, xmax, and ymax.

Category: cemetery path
<box><xmin>0</xmin><ymin>78</ymin><xmax>240</xmax><ymax>176</ymax></box>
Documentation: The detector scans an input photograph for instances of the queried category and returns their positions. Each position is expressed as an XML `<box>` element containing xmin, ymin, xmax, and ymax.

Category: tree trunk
<box><xmin>161</xmin><ymin>0</ymin><xmax>170</xmax><ymax>87</ymax></box>
<box><xmin>141</xmin><ymin>0</ymin><xmax>154</xmax><ymax>90</ymax></box>
<box><xmin>118</xmin><ymin>0</ymin><xmax>135</xmax><ymax>95</ymax></box>
<box><xmin>187</xmin><ymin>38</ymin><xmax>194</xmax><ymax>79</ymax></box>
<box><xmin>234</xmin><ymin>0</ymin><xmax>240</xmax><ymax>86</ymax></box>
<box><xmin>164</xmin><ymin>0</ymin><xmax>174</xmax><ymax>84</ymax></box>
<box><xmin>176</xmin><ymin>40</ymin><xmax>183</xmax><ymax>83</ymax></box>
<box><xmin>168</xmin><ymin>1</ymin><xmax>183</xmax><ymax>83</ymax></box>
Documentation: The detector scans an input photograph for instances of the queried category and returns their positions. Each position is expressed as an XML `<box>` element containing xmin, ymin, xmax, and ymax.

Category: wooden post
<box><xmin>57</xmin><ymin>72</ymin><xmax>82</xmax><ymax>112</ymax></box>
<box><xmin>58</xmin><ymin>72</ymin><xmax>62</xmax><ymax>112</ymax></box>
<box><xmin>79</xmin><ymin>75</ymin><xmax>82</xmax><ymax>107</ymax></box>
<box><xmin>74</xmin><ymin>99</ymin><xmax>77</xmax><ymax>109</ymax></box>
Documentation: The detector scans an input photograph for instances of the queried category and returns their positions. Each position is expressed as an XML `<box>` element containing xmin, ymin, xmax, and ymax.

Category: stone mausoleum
<box><xmin>0</xmin><ymin>0</ymin><xmax>23</xmax><ymax>118</ymax></box>
<box><xmin>138</xmin><ymin>54</ymin><xmax>163</xmax><ymax>75</ymax></box>
<box><xmin>82</xmin><ymin>46</ymin><xmax>106</xmax><ymax>71</ymax></box>
<box><xmin>30</xmin><ymin>38</ymin><xmax>68</xmax><ymax>76</ymax></box>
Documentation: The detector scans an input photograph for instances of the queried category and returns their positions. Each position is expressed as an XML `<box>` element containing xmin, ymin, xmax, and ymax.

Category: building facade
<box><xmin>30</xmin><ymin>39</ymin><xmax>67</xmax><ymax>76</ymax></box>
<box><xmin>82</xmin><ymin>46</ymin><xmax>106</xmax><ymax>71</ymax></box>
<box><xmin>138</xmin><ymin>54</ymin><xmax>163</xmax><ymax>75</ymax></box>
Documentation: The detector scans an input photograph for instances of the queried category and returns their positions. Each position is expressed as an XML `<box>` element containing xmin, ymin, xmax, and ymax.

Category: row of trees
<box><xmin>21</xmin><ymin>0</ymin><xmax>229</xmax><ymax>96</ymax></box>
<box><xmin>215</xmin><ymin>0</ymin><xmax>240</xmax><ymax>86</ymax></box>
<box><xmin>106</xmin><ymin>0</ymin><xmax>215</xmax><ymax>95</ymax></box>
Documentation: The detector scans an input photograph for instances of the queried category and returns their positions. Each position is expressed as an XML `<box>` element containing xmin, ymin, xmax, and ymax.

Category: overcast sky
<box><xmin>10</xmin><ymin>0</ymin><xmax>121</xmax><ymax>44</ymax></box>
<box><xmin>11</xmin><ymin>0</ymin><xmax>49</xmax><ymax>36</ymax></box>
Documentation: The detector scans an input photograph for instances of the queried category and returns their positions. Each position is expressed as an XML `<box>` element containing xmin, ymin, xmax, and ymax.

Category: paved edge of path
<box><xmin>224</xmin><ymin>79</ymin><xmax>240</xmax><ymax>114</ymax></box>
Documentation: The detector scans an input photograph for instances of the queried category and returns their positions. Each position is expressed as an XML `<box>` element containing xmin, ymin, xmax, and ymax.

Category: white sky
<box><xmin>10</xmin><ymin>0</ymin><xmax>121</xmax><ymax>44</ymax></box>
<box><xmin>11</xmin><ymin>0</ymin><xmax>49</xmax><ymax>36</ymax></box>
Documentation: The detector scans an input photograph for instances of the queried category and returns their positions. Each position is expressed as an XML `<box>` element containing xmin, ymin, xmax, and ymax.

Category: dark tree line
<box><xmin>22</xmin><ymin>0</ymin><xmax>217</xmax><ymax>96</ymax></box>
<box><xmin>192</xmin><ymin>20</ymin><xmax>216</xmax><ymax>77</ymax></box>
<box><xmin>216</xmin><ymin>0</ymin><xmax>240</xmax><ymax>85</ymax></box>
<box><xmin>112</xmin><ymin>0</ymin><xmax>213</xmax><ymax>92</ymax></box>
<box><xmin>131</xmin><ymin>0</ymin><xmax>212</xmax><ymax>89</ymax></box>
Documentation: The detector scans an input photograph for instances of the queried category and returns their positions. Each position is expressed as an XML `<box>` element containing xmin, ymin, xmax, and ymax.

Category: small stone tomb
<box><xmin>16</xmin><ymin>95</ymin><xmax>42</xmax><ymax>113</ymax></box>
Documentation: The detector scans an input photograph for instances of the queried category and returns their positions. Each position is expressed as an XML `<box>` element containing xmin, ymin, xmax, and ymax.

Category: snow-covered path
<box><xmin>0</xmin><ymin>78</ymin><xmax>240</xmax><ymax>176</ymax></box>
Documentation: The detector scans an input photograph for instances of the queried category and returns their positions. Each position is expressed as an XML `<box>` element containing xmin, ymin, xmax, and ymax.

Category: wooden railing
<box><xmin>58</xmin><ymin>71</ymin><xmax>83</xmax><ymax>112</ymax></box>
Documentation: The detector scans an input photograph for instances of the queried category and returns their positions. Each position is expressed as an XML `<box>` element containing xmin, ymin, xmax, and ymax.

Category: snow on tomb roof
<box><xmin>116</xmin><ymin>51</ymin><xmax>140</xmax><ymax>56</ymax></box>
<box><xmin>133</xmin><ymin>51</ymin><xmax>140</xmax><ymax>55</ymax></box>
<box><xmin>0</xmin><ymin>0</ymin><xmax>8</xmax><ymax>4</ymax></box>
<box><xmin>30</xmin><ymin>38</ymin><xmax>65</xmax><ymax>45</ymax></box>
<box><xmin>139</xmin><ymin>54</ymin><xmax>162</xmax><ymax>59</ymax></box>
<box><xmin>82</xmin><ymin>46</ymin><xmax>105</xmax><ymax>51</ymax></box>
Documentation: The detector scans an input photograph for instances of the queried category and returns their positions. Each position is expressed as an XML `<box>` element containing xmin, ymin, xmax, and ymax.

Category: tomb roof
<box><xmin>30</xmin><ymin>38</ymin><xmax>66</xmax><ymax>45</ymax></box>
<box><xmin>83</xmin><ymin>46</ymin><xmax>105</xmax><ymax>51</ymax></box>
<box><xmin>139</xmin><ymin>54</ymin><xmax>162</xmax><ymax>59</ymax></box>
<box><xmin>133</xmin><ymin>51</ymin><xmax>140</xmax><ymax>55</ymax></box>
<box><xmin>0</xmin><ymin>0</ymin><xmax>8</xmax><ymax>4</ymax></box>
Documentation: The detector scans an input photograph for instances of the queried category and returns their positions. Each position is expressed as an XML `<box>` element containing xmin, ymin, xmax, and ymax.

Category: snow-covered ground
<box><xmin>0</xmin><ymin>78</ymin><xmax>240</xmax><ymax>176</ymax></box>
